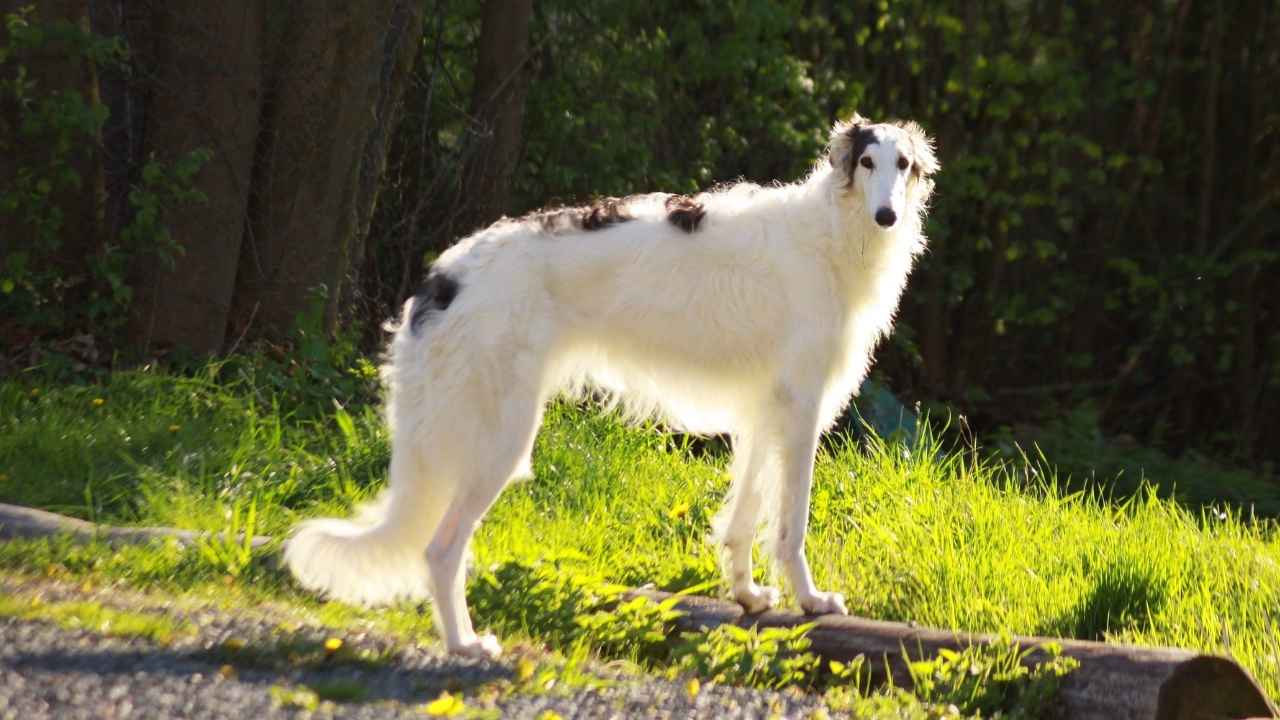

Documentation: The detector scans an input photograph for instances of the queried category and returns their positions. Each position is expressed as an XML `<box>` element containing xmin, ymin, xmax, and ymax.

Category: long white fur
<box><xmin>284</xmin><ymin>115</ymin><xmax>938</xmax><ymax>658</ymax></box>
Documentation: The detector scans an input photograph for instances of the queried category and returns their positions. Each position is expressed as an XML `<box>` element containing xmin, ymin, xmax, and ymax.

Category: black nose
<box><xmin>875</xmin><ymin>207</ymin><xmax>897</xmax><ymax>227</ymax></box>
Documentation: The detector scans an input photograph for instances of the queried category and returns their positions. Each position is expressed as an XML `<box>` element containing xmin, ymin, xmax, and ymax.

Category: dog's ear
<box><xmin>899</xmin><ymin>120</ymin><xmax>939</xmax><ymax>179</ymax></box>
<box><xmin>897</xmin><ymin>120</ymin><xmax>938</xmax><ymax>205</ymax></box>
<box><xmin>827</xmin><ymin>114</ymin><xmax>868</xmax><ymax>173</ymax></box>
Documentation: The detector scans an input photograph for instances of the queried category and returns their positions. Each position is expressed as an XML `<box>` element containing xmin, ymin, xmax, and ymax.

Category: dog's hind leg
<box><xmin>712</xmin><ymin>434</ymin><xmax>780</xmax><ymax>614</ymax></box>
<box><xmin>425</xmin><ymin>389</ymin><xmax>545</xmax><ymax>659</ymax></box>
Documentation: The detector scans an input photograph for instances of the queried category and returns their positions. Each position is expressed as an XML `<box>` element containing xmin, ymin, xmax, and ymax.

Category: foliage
<box><xmin>0</xmin><ymin>356</ymin><xmax>387</xmax><ymax>527</ymax></box>
<box><xmin>906</xmin><ymin>636</ymin><xmax>1077</xmax><ymax>719</ymax></box>
<box><xmin>3</xmin><ymin>0</ymin><xmax>1272</xmax><ymax>474</ymax></box>
<box><xmin>0</xmin><ymin>592</ymin><xmax>188</xmax><ymax>645</ymax></box>
<box><xmin>467</xmin><ymin>559</ymin><xmax>631</xmax><ymax>650</ymax></box>
<box><xmin>991</xmin><ymin>406</ymin><xmax>1280</xmax><ymax>517</ymax></box>
<box><xmin>0</xmin><ymin>7</ymin><xmax>209</xmax><ymax>345</ymax></box>
<box><xmin>575</xmin><ymin>593</ymin><xmax>687</xmax><ymax>663</ymax></box>
<box><xmin>468</xmin><ymin>558</ymin><xmax>693</xmax><ymax>666</ymax></box>
<box><xmin>516</xmin><ymin>0</ymin><xmax>828</xmax><ymax>203</ymax></box>
<box><xmin>4</xmin><ymin>0</ymin><xmax>1276</xmax><ymax>471</ymax></box>
<box><xmin>193</xmin><ymin>497</ymin><xmax>262</xmax><ymax>578</ymax></box>
<box><xmin>371</xmin><ymin>0</ymin><xmax>1279</xmax><ymax>469</ymax></box>
<box><xmin>449</xmin><ymin>555</ymin><xmax>1073</xmax><ymax>717</ymax></box>
<box><xmin>672</xmin><ymin>622</ymin><xmax>822</xmax><ymax>690</ymax></box>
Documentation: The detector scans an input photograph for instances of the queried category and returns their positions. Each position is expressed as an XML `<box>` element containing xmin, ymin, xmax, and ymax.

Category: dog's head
<box><xmin>828</xmin><ymin>114</ymin><xmax>938</xmax><ymax>230</ymax></box>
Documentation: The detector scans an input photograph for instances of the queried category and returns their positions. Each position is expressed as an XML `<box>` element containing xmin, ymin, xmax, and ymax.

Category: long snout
<box><xmin>866</xmin><ymin>176</ymin><xmax>907</xmax><ymax>230</ymax></box>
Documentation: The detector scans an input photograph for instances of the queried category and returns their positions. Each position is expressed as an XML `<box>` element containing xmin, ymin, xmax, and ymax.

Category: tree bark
<box><xmin>460</xmin><ymin>0</ymin><xmax>535</xmax><ymax>231</ymax></box>
<box><xmin>0</xmin><ymin>502</ymin><xmax>272</xmax><ymax>550</ymax></box>
<box><xmin>1194</xmin><ymin>0</ymin><xmax>1223</xmax><ymax>257</ymax></box>
<box><xmin>229</xmin><ymin>1</ymin><xmax>403</xmax><ymax>340</ymax></box>
<box><xmin>345</xmin><ymin>0</ymin><xmax>427</xmax><ymax>317</ymax></box>
<box><xmin>126</xmin><ymin>2</ymin><xmax>264</xmax><ymax>355</ymax></box>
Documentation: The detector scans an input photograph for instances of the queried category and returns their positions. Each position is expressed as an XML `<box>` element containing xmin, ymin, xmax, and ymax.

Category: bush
<box><xmin>0</xmin><ymin>6</ymin><xmax>208</xmax><ymax>350</ymax></box>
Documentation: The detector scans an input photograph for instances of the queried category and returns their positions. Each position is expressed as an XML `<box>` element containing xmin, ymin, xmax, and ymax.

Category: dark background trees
<box><xmin>1</xmin><ymin>0</ymin><xmax>427</xmax><ymax>355</ymax></box>
<box><xmin>2</xmin><ymin>0</ymin><xmax>1277</xmax><ymax>470</ymax></box>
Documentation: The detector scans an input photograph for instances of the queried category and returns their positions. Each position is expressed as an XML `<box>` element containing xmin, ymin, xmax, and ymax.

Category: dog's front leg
<box><xmin>773</xmin><ymin>393</ymin><xmax>847</xmax><ymax>616</ymax></box>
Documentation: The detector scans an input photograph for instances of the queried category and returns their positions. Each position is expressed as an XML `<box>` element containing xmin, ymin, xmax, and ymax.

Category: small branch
<box><xmin>0</xmin><ymin>503</ymin><xmax>273</xmax><ymax>550</ymax></box>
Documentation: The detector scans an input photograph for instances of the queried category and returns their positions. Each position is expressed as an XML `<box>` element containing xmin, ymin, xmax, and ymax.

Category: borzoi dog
<box><xmin>284</xmin><ymin>114</ymin><xmax>938</xmax><ymax>658</ymax></box>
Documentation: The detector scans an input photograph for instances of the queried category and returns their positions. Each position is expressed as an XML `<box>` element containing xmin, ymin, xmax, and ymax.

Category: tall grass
<box><xmin>2</xmin><ymin>363</ymin><xmax>1277</xmax><ymax>700</ymax></box>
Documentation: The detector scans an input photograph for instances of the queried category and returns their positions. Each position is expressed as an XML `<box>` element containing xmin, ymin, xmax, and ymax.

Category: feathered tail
<box><xmin>282</xmin><ymin>483</ymin><xmax>446</xmax><ymax>605</ymax></box>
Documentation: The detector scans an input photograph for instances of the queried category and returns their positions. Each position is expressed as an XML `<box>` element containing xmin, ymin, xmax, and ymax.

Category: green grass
<box><xmin>0</xmin><ymin>592</ymin><xmax>189</xmax><ymax>644</ymax></box>
<box><xmin>2</xmin><ymin>362</ymin><xmax>1279</xmax><ymax>705</ymax></box>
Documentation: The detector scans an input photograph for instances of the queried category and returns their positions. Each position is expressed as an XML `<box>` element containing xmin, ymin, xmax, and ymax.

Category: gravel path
<box><xmin>0</xmin><ymin>578</ymin><xmax>824</xmax><ymax>719</ymax></box>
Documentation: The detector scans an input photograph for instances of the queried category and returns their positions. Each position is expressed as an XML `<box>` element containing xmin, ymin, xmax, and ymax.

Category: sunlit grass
<box><xmin>0</xmin><ymin>592</ymin><xmax>189</xmax><ymax>644</ymax></box>
<box><xmin>2</xmin><ymin>365</ymin><xmax>1278</xmax><ymax>701</ymax></box>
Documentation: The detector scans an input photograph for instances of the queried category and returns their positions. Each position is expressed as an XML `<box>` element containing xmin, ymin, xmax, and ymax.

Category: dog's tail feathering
<box><xmin>285</xmin><ymin>291</ymin><xmax>457</xmax><ymax>607</ymax></box>
<box><xmin>283</xmin><ymin>461</ymin><xmax>447</xmax><ymax>606</ymax></box>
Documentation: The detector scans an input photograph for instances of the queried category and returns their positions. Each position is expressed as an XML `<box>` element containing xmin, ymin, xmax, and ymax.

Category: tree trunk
<box><xmin>1194</xmin><ymin>0</ymin><xmax>1223</xmax><ymax>256</ymax></box>
<box><xmin>460</xmin><ymin>0</ymin><xmax>534</xmax><ymax>231</ymax></box>
<box><xmin>345</xmin><ymin>0</ymin><xmax>427</xmax><ymax>317</ymax></box>
<box><xmin>126</xmin><ymin>2</ymin><xmax>264</xmax><ymax>355</ymax></box>
<box><xmin>228</xmin><ymin>1</ymin><xmax>405</xmax><ymax>340</ymax></box>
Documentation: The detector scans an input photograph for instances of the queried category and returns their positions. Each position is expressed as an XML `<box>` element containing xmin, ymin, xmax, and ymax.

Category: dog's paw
<box><xmin>449</xmin><ymin>633</ymin><xmax>502</xmax><ymax>660</ymax></box>
<box><xmin>735</xmin><ymin>584</ymin><xmax>781</xmax><ymax>615</ymax></box>
<box><xmin>799</xmin><ymin>590</ymin><xmax>847</xmax><ymax>616</ymax></box>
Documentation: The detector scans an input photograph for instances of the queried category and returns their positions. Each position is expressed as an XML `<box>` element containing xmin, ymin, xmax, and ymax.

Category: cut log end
<box><xmin>1158</xmin><ymin>655</ymin><xmax>1276</xmax><ymax>720</ymax></box>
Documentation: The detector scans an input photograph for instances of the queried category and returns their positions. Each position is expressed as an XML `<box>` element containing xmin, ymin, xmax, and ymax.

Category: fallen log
<box><xmin>628</xmin><ymin>589</ymin><xmax>1277</xmax><ymax>720</ymax></box>
<box><xmin>3</xmin><ymin>502</ymin><xmax>1274</xmax><ymax>718</ymax></box>
<box><xmin>0</xmin><ymin>502</ymin><xmax>274</xmax><ymax>549</ymax></box>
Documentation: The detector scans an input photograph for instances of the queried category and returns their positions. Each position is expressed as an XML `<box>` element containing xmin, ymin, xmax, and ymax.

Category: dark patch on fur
<box><xmin>834</xmin><ymin>124</ymin><xmax>880</xmax><ymax>183</ymax></box>
<box><xmin>531</xmin><ymin>197</ymin><xmax>633</xmax><ymax>234</ymax></box>
<box><xmin>581</xmin><ymin>197</ymin><xmax>632</xmax><ymax>230</ymax></box>
<box><xmin>664</xmin><ymin>194</ymin><xmax>706</xmax><ymax>233</ymax></box>
<box><xmin>409</xmin><ymin>268</ymin><xmax>459</xmax><ymax>334</ymax></box>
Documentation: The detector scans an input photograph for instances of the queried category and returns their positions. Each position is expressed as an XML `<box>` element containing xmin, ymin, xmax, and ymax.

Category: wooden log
<box><xmin>0</xmin><ymin>503</ymin><xmax>274</xmax><ymax>550</ymax></box>
<box><xmin>627</xmin><ymin>589</ymin><xmax>1277</xmax><ymax>720</ymax></box>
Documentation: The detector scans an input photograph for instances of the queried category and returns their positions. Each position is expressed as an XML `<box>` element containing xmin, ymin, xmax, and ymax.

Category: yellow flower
<box><xmin>421</xmin><ymin>692</ymin><xmax>465</xmax><ymax>716</ymax></box>
<box><xmin>324</xmin><ymin>637</ymin><xmax>343</xmax><ymax>653</ymax></box>
<box><xmin>516</xmin><ymin>657</ymin><xmax>536</xmax><ymax>682</ymax></box>
<box><xmin>538</xmin><ymin>712</ymin><xmax>563</xmax><ymax>720</ymax></box>
<box><xmin>222</xmin><ymin>637</ymin><xmax>246</xmax><ymax>652</ymax></box>
<box><xmin>685</xmin><ymin>677</ymin><xmax>701</xmax><ymax>699</ymax></box>
<box><xmin>29</xmin><ymin>388</ymin><xmax>39</xmax><ymax>397</ymax></box>
<box><xmin>91</xmin><ymin>398</ymin><xmax>105</xmax><ymax>407</ymax></box>
<box><xmin>218</xmin><ymin>664</ymin><xmax>236</xmax><ymax>679</ymax></box>
<box><xmin>168</xmin><ymin>424</ymin><xmax>181</xmax><ymax>433</ymax></box>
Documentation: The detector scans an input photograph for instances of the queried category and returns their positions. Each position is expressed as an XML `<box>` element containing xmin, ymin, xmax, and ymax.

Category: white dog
<box><xmin>284</xmin><ymin>115</ymin><xmax>938</xmax><ymax>658</ymax></box>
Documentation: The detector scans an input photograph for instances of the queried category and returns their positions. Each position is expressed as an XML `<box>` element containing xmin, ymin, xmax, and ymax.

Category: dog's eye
<box><xmin>859</xmin><ymin>156</ymin><xmax>874</xmax><ymax>170</ymax></box>
<box><xmin>897</xmin><ymin>156</ymin><xmax>910</xmax><ymax>171</ymax></box>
